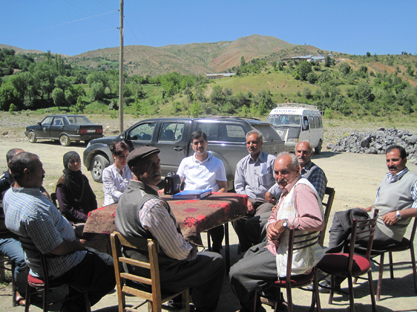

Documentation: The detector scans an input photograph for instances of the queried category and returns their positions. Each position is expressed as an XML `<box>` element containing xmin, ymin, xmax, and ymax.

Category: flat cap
<box><xmin>127</xmin><ymin>146</ymin><xmax>160</xmax><ymax>167</ymax></box>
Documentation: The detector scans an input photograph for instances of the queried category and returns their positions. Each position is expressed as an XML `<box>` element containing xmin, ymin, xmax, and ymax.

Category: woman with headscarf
<box><xmin>102</xmin><ymin>142</ymin><xmax>132</xmax><ymax>206</ymax></box>
<box><xmin>56</xmin><ymin>151</ymin><xmax>97</xmax><ymax>224</ymax></box>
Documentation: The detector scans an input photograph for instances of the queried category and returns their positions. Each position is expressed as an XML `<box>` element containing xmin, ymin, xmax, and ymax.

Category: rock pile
<box><xmin>329</xmin><ymin>128</ymin><xmax>417</xmax><ymax>164</ymax></box>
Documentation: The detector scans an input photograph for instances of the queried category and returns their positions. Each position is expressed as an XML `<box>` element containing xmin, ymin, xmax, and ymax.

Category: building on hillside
<box><xmin>206</xmin><ymin>73</ymin><xmax>236</xmax><ymax>79</ymax></box>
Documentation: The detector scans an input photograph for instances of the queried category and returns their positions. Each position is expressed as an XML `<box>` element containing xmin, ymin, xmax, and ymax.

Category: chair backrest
<box><xmin>110</xmin><ymin>231</ymin><xmax>163</xmax><ymax>310</ymax></box>
<box><xmin>318</xmin><ymin>187</ymin><xmax>335</xmax><ymax>246</ymax></box>
<box><xmin>19</xmin><ymin>236</ymin><xmax>49</xmax><ymax>283</ymax></box>
<box><xmin>285</xmin><ymin>229</ymin><xmax>321</xmax><ymax>281</ymax></box>
<box><xmin>348</xmin><ymin>209</ymin><xmax>379</xmax><ymax>271</ymax></box>
<box><xmin>407</xmin><ymin>217</ymin><xmax>417</xmax><ymax>245</ymax></box>
<box><xmin>51</xmin><ymin>192</ymin><xmax>58</xmax><ymax>208</ymax></box>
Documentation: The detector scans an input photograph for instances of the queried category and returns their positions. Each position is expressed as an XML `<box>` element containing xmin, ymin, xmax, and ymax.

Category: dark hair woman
<box><xmin>56</xmin><ymin>151</ymin><xmax>97</xmax><ymax>224</ymax></box>
<box><xmin>102</xmin><ymin>142</ymin><xmax>132</xmax><ymax>205</ymax></box>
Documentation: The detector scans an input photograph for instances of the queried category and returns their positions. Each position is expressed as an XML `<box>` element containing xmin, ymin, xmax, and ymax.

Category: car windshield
<box><xmin>266</xmin><ymin>115</ymin><xmax>301</xmax><ymax>127</ymax></box>
<box><xmin>65</xmin><ymin>116</ymin><xmax>93</xmax><ymax>125</ymax></box>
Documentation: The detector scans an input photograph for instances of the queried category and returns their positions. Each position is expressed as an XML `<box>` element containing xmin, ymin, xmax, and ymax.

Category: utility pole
<box><xmin>186</xmin><ymin>81</ymin><xmax>190</xmax><ymax>117</ymax></box>
<box><xmin>118</xmin><ymin>0</ymin><xmax>124</xmax><ymax>133</ymax></box>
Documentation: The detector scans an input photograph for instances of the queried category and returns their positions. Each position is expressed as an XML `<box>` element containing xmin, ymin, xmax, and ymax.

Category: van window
<box><xmin>266</xmin><ymin>115</ymin><xmax>301</xmax><ymax>126</ymax></box>
<box><xmin>314</xmin><ymin>116</ymin><xmax>320</xmax><ymax>129</ymax></box>
<box><xmin>128</xmin><ymin>122</ymin><xmax>155</xmax><ymax>141</ymax></box>
<box><xmin>309</xmin><ymin>116</ymin><xmax>316</xmax><ymax>129</ymax></box>
<box><xmin>318</xmin><ymin>116</ymin><xmax>323</xmax><ymax>128</ymax></box>
<box><xmin>196</xmin><ymin>123</ymin><xmax>219</xmax><ymax>141</ymax></box>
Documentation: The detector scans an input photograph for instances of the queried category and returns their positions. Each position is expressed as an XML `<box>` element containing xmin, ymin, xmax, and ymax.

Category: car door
<box><xmin>37</xmin><ymin>116</ymin><xmax>54</xmax><ymax>138</ymax></box>
<box><xmin>157</xmin><ymin>121</ymin><xmax>187</xmax><ymax>173</ymax></box>
<box><xmin>50</xmin><ymin>117</ymin><xmax>64</xmax><ymax>139</ymax></box>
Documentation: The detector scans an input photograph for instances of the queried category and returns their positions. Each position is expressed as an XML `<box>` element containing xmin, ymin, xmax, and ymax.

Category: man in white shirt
<box><xmin>177</xmin><ymin>131</ymin><xmax>227</xmax><ymax>252</ymax></box>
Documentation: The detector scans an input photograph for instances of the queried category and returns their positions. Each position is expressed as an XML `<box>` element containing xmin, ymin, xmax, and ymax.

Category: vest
<box><xmin>374</xmin><ymin>170</ymin><xmax>417</xmax><ymax>241</ymax></box>
<box><xmin>276</xmin><ymin>178</ymin><xmax>325</xmax><ymax>278</ymax></box>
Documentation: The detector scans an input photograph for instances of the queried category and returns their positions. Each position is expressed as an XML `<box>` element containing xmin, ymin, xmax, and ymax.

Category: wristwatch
<box><xmin>396</xmin><ymin>210</ymin><xmax>402</xmax><ymax>220</ymax></box>
<box><xmin>282</xmin><ymin>219</ymin><xmax>288</xmax><ymax>228</ymax></box>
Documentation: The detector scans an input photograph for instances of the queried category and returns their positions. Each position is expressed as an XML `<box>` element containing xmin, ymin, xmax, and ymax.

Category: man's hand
<box><xmin>267</xmin><ymin>221</ymin><xmax>282</xmax><ymax>243</ymax></box>
<box><xmin>247</xmin><ymin>200</ymin><xmax>255</xmax><ymax>214</ymax></box>
<box><xmin>382</xmin><ymin>211</ymin><xmax>399</xmax><ymax>226</ymax></box>
<box><xmin>265</xmin><ymin>191</ymin><xmax>276</xmax><ymax>204</ymax></box>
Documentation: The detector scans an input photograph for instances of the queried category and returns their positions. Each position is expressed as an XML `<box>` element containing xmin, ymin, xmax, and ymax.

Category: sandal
<box><xmin>16</xmin><ymin>295</ymin><xmax>26</xmax><ymax>306</ymax></box>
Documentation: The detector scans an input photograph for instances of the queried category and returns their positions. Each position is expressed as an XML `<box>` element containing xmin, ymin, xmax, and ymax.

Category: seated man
<box><xmin>323</xmin><ymin>145</ymin><xmax>417</xmax><ymax>288</ymax></box>
<box><xmin>246</xmin><ymin>140</ymin><xmax>327</xmax><ymax>244</ymax></box>
<box><xmin>233</xmin><ymin>130</ymin><xmax>276</xmax><ymax>252</ymax></box>
<box><xmin>115</xmin><ymin>146</ymin><xmax>224</xmax><ymax>312</ymax></box>
<box><xmin>230</xmin><ymin>152</ymin><xmax>324</xmax><ymax>312</ymax></box>
<box><xmin>177</xmin><ymin>130</ymin><xmax>227</xmax><ymax>252</ymax></box>
<box><xmin>3</xmin><ymin>152</ymin><xmax>115</xmax><ymax>312</ymax></box>
<box><xmin>0</xmin><ymin>148</ymin><xmax>27</xmax><ymax>305</ymax></box>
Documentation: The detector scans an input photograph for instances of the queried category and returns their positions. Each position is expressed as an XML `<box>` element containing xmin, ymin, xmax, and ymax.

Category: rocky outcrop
<box><xmin>328</xmin><ymin>128</ymin><xmax>417</xmax><ymax>164</ymax></box>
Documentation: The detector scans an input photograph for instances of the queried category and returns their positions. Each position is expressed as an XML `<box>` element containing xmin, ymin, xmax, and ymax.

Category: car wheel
<box><xmin>84</xmin><ymin>140</ymin><xmax>90</xmax><ymax>146</ymax></box>
<box><xmin>315</xmin><ymin>140</ymin><xmax>322</xmax><ymax>154</ymax></box>
<box><xmin>91</xmin><ymin>155</ymin><xmax>109</xmax><ymax>183</ymax></box>
<box><xmin>28</xmin><ymin>131</ymin><xmax>37</xmax><ymax>143</ymax></box>
<box><xmin>59</xmin><ymin>134</ymin><xmax>71</xmax><ymax>146</ymax></box>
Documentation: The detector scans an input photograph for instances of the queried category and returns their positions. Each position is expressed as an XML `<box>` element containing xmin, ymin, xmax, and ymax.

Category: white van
<box><xmin>266</xmin><ymin>104</ymin><xmax>324</xmax><ymax>153</ymax></box>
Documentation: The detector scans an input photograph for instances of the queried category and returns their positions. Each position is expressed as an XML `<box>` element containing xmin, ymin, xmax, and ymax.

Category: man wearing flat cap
<box><xmin>115</xmin><ymin>146</ymin><xmax>224</xmax><ymax>312</ymax></box>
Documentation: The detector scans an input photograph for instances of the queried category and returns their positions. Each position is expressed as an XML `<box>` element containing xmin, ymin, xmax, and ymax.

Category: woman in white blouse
<box><xmin>102</xmin><ymin>142</ymin><xmax>133</xmax><ymax>205</ymax></box>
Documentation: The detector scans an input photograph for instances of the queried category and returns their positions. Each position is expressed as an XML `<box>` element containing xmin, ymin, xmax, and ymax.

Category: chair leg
<box><xmin>207</xmin><ymin>232</ymin><xmax>211</xmax><ymax>251</ymax></box>
<box><xmin>253</xmin><ymin>288</ymin><xmax>258</xmax><ymax>312</ymax></box>
<box><xmin>83</xmin><ymin>291</ymin><xmax>91</xmax><ymax>312</ymax></box>
<box><xmin>328</xmin><ymin>275</ymin><xmax>335</xmax><ymax>305</ymax></box>
<box><xmin>410</xmin><ymin>245</ymin><xmax>417</xmax><ymax>294</ymax></box>
<box><xmin>309</xmin><ymin>269</ymin><xmax>321</xmax><ymax>312</ymax></box>
<box><xmin>389</xmin><ymin>251</ymin><xmax>394</xmax><ymax>279</ymax></box>
<box><xmin>286</xmin><ymin>285</ymin><xmax>293</xmax><ymax>312</ymax></box>
<box><xmin>347</xmin><ymin>275</ymin><xmax>355</xmax><ymax>312</ymax></box>
<box><xmin>367</xmin><ymin>271</ymin><xmax>377</xmax><ymax>312</ymax></box>
<box><xmin>24</xmin><ymin>284</ymin><xmax>32</xmax><ymax>312</ymax></box>
<box><xmin>11</xmin><ymin>261</ymin><xmax>17</xmax><ymax>307</ymax></box>
<box><xmin>377</xmin><ymin>253</ymin><xmax>385</xmax><ymax>301</ymax></box>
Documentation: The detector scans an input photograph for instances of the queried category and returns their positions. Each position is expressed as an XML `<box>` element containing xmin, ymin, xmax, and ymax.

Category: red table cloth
<box><xmin>83</xmin><ymin>193</ymin><xmax>248</xmax><ymax>245</ymax></box>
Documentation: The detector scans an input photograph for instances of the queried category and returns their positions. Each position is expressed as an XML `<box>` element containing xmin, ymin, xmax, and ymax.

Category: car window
<box><xmin>159</xmin><ymin>122</ymin><xmax>184</xmax><ymax>142</ymax></box>
<box><xmin>196</xmin><ymin>123</ymin><xmax>219</xmax><ymax>141</ymax></box>
<box><xmin>220</xmin><ymin>124</ymin><xmax>246</xmax><ymax>143</ymax></box>
<box><xmin>41</xmin><ymin>117</ymin><xmax>53</xmax><ymax>127</ymax></box>
<box><xmin>128</xmin><ymin>122</ymin><xmax>155</xmax><ymax>141</ymax></box>
<box><xmin>68</xmin><ymin>116</ymin><xmax>92</xmax><ymax>124</ymax></box>
<box><xmin>53</xmin><ymin>117</ymin><xmax>63</xmax><ymax>126</ymax></box>
<box><xmin>253</xmin><ymin>124</ymin><xmax>281</xmax><ymax>142</ymax></box>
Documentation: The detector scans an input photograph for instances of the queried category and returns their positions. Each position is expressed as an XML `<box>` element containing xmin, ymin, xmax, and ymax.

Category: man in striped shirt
<box><xmin>115</xmin><ymin>146</ymin><xmax>224</xmax><ymax>312</ymax></box>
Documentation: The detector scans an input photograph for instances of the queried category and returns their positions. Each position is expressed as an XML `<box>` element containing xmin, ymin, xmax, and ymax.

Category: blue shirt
<box><xmin>3</xmin><ymin>186</ymin><xmax>86</xmax><ymax>278</ymax></box>
<box><xmin>234</xmin><ymin>151</ymin><xmax>276</xmax><ymax>201</ymax></box>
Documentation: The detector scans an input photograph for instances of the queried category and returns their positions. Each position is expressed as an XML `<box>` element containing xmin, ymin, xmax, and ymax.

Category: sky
<box><xmin>1</xmin><ymin>0</ymin><xmax>416</xmax><ymax>57</ymax></box>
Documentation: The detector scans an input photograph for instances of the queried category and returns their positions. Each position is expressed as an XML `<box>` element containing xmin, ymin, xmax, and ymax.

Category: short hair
<box><xmin>277</xmin><ymin>151</ymin><xmax>300</xmax><ymax>170</ymax></box>
<box><xmin>296</xmin><ymin>141</ymin><xmax>312</xmax><ymax>154</ymax></box>
<box><xmin>246</xmin><ymin>129</ymin><xmax>263</xmax><ymax>142</ymax></box>
<box><xmin>6</xmin><ymin>148</ymin><xmax>24</xmax><ymax>165</ymax></box>
<box><xmin>10</xmin><ymin>152</ymin><xmax>39</xmax><ymax>184</ymax></box>
<box><xmin>110</xmin><ymin>141</ymin><xmax>129</xmax><ymax>156</ymax></box>
<box><xmin>190</xmin><ymin>130</ymin><xmax>207</xmax><ymax>142</ymax></box>
<box><xmin>386</xmin><ymin>145</ymin><xmax>407</xmax><ymax>159</ymax></box>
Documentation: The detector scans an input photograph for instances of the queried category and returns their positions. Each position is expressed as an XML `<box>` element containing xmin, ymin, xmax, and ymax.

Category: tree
<box><xmin>366</xmin><ymin>52</ymin><xmax>371</xmax><ymax>57</ymax></box>
<box><xmin>240</xmin><ymin>56</ymin><xmax>245</xmax><ymax>67</ymax></box>
<box><xmin>190</xmin><ymin>102</ymin><xmax>202</xmax><ymax>117</ymax></box>
<box><xmin>325</xmin><ymin>55</ymin><xmax>332</xmax><ymax>67</ymax></box>
<box><xmin>297</xmin><ymin>61</ymin><xmax>312</xmax><ymax>81</ymax></box>
<box><xmin>89</xmin><ymin>81</ymin><xmax>105</xmax><ymax>101</ymax></box>
<box><xmin>0</xmin><ymin>83</ymin><xmax>19</xmax><ymax>111</ymax></box>
<box><xmin>52</xmin><ymin>88</ymin><xmax>66</xmax><ymax>106</ymax></box>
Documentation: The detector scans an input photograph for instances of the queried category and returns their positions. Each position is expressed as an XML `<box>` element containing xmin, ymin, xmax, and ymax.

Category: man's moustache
<box><xmin>277</xmin><ymin>178</ymin><xmax>288</xmax><ymax>183</ymax></box>
<box><xmin>389</xmin><ymin>165</ymin><xmax>397</xmax><ymax>170</ymax></box>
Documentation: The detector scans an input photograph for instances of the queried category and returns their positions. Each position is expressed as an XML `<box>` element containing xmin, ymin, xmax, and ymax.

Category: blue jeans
<box><xmin>0</xmin><ymin>233</ymin><xmax>28</xmax><ymax>296</ymax></box>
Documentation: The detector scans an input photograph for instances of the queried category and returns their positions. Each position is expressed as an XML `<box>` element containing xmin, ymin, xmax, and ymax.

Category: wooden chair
<box><xmin>19</xmin><ymin>236</ymin><xmax>91</xmax><ymax>312</ymax></box>
<box><xmin>317</xmin><ymin>209</ymin><xmax>379</xmax><ymax>312</ymax></box>
<box><xmin>110</xmin><ymin>231</ymin><xmax>190</xmax><ymax>312</ymax></box>
<box><xmin>0</xmin><ymin>255</ymin><xmax>17</xmax><ymax>306</ymax></box>
<box><xmin>319</xmin><ymin>187</ymin><xmax>335</xmax><ymax>247</ymax></box>
<box><xmin>373</xmin><ymin>217</ymin><xmax>417</xmax><ymax>301</ymax></box>
<box><xmin>255</xmin><ymin>229</ymin><xmax>322</xmax><ymax>312</ymax></box>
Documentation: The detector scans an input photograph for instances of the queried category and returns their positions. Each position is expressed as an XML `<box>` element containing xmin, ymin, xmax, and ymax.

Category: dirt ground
<box><xmin>1</xmin><ymin>129</ymin><xmax>417</xmax><ymax>311</ymax></box>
